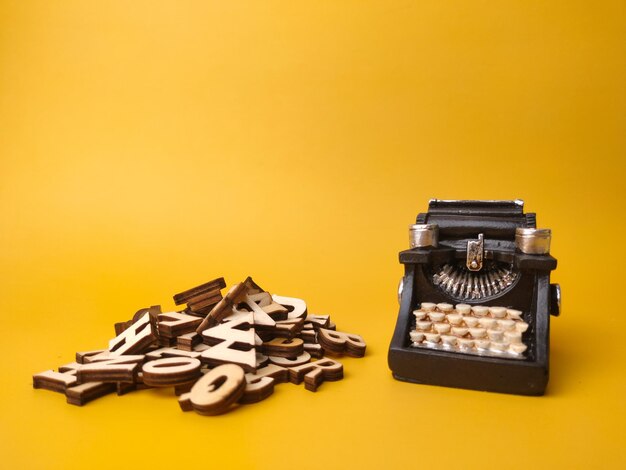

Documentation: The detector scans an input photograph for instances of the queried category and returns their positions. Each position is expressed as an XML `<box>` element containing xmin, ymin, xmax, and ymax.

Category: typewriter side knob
<box><xmin>397</xmin><ymin>277</ymin><xmax>404</xmax><ymax>304</ymax></box>
<box><xmin>515</xmin><ymin>228</ymin><xmax>551</xmax><ymax>254</ymax></box>
<box><xmin>550</xmin><ymin>283</ymin><xmax>561</xmax><ymax>316</ymax></box>
<box><xmin>409</xmin><ymin>224</ymin><xmax>439</xmax><ymax>248</ymax></box>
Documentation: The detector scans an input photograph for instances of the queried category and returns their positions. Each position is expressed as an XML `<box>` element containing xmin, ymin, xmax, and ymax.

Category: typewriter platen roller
<box><xmin>388</xmin><ymin>200</ymin><xmax>560</xmax><ymax>395</ymax></box>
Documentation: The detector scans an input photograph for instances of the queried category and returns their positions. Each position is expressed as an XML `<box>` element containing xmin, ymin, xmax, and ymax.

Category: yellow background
<box><xmin>1</xmin><ymin>1</ymin><xmax>624</xmax><ymax>468</ymax></box>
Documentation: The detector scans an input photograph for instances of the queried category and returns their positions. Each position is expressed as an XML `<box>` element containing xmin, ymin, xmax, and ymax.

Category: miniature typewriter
<box><xmin>388</xmin><ymin>200</ymin><xmax>560</xmax><ymax>395</ymax></box>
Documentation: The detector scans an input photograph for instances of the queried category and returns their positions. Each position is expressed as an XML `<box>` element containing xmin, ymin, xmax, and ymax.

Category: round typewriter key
<box><xmin>506</xmin><ymin>309</ymin><xmax>523</xmax><ymax>320</ymax></box>
<box><xmin>441</xmin><ymin>335</ymin><xmax>457</xmax><ymax>347</ymax></box>
<box><xmin>469</xmin><ymin>327</ymin><xmax>487</xmax><ymax>339</ymax></box>
<box><xmin>463</xmin><ymin>316</ymin><xmax>479</xmax><ymax>327</ymax></box>
<box><xmin>457</xmin><ymin>338</ymin><xmax>474</xmax><ymax>349</ymax></box>
<box><xmin>412</xmin><ymin>310</ymin><xmax>427</xmax><ymax>320</ymax></box>
<box><xmin>446</xmin><ymin>313</ymin><xmax>463</xmax><ymax>325</ymax></box>
<box><xmin>428</xmin><ymin>311</ymin><xmax>445</xmax><ymax>322</ymax></box>
<box><xmin>515</xmin><ymin>322</ymin><xmax>529</xmax><ymax>333</ymax></box>
<box><xmin>498</xmin><ymin>319</ymin><xmax>516</xmax><ymax>331</ymax></box>
<box><xmin>455</xmin><ymin>304</ymin><xmax>471</xmax><ymax>315</ymax></box>
<box><xmin>409</xmin><ymin>331</ymin><xmax>425</xmax><ymax>343</ymax></box>
<box><xmin>490</xmin><ymin>342</ymin><xmax>507</xmax><ymax>352</ymax></box>
<box><xmin>471</xmin><ymin>306</ymin><xmax>488</xmax><ymax>317</ymax></box>
<box><xmin>487</xmin><ymin>329</ymin><xmax>504</xmax><ymax>342</ymax></box>
<box><xmin>416</xmin><ymin>321</ymin><xmax>432</xmax><ymax>331</ymax></box>
<box><xmin>489</xmin><ymin>307</ymin><xmax>507</xmax><ymax>318</ymax></box>
<box><xmin>474</xmin><ymin>339</ymin><xmax>490</xmax><ymax>350</ymax></box>
<box><xmin>436</xmin><ymin>303</ymin><xmax>454</xmax><ymax>313</ymax></box>
<box><xmin>509</xmin><ymin>343</ymin><xmax>528</xmax><ymax>355</ymax></box>
<box><xmin>420</xmin><ymin>302</ymin><xmax>436</xmax><ymax>312</ymax></box>
<box><xmin>433</xmin><ymin>323</ymin><xmax>451</xmax><ymax>334</ymax></box>
<box><xmin>451</xmin><ymin>326</ymin><xmax>468</xmax><ymax>337</ymax></box>
<box><xmin>504</xmin><ymin>331</ymin><xmax>522</xmax><ymax>344</ymax></box>
<box><xmin>424</xmin><ymin>333</ymin><xmax>441</xmax><ymax>343</ymax></box>
<box><xmin>479</xmin><ymin>318</ymin><xmax>497</xmax><ymax>329</ymax></box>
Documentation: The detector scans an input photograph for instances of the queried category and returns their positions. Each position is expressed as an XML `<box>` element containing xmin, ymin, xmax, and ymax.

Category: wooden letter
<box><xmin>178</xmin><ymin>364</ymin><xmax>246</xmax><ymax>415</ymax></box>
<box><xmin>33</xmin><ymin>369</ymin><xmax>78</xmax><ymax>393</ymax></box>
<box><xmin>66</xmin><ymin>382</ymin><xmax>116</xmax><ymax>406</ymax></box>
<box><xmin>176</xmin><ymin>332</ymin><xmax>202</xmax><ymax>351</ymax></box>
<box><xmin>76</xmin><ymin>355</ymin><xmax>145</xmax><ymax>383</ymax></box>
<box><xmin>271</xmin><ymin>295</ymin><xmax>307</xmax><ymax>319</ymax></box>
<box><xmin>142</xmin><ymin>357</ymin><xmax>202</xmax><ymax>387</ymax></box>
<box><xmin>288</xmin><ymin>358</ymin><xmax>343</xmax><ymax>392</ymax></box>
<box><xmin>261</xmin><ymin>337</ymin><xmax>304</xmax><ymax>358</ymax></box>
<box><xmin>108</xmin><ymin>313</ymin><xmax>156</xmax><ymax>356</ymax></box>
<box><xmin>317</xmin><ymin>328</ymin><xmax>366</xmax><ymax>357</ymax></box>
<box><xmin>145</xmin><ymin>347</ymin><xmax>201</xmax><ymax>361</ymax></box>
<box><xmin>246</xmin><ymin>364</ymin><xmax>289</xmax><ymax>384</ymax></box>
<box><xmin>75</xmin><ymin>349</ymin><xmax>107</xmax><ymax>364</ymax></box>
<box><xmin>269</xmin><ymin>351</ymin><xmax>311</xmax><ymax>367</ymax></box>
<box><xmin>240</xmin><ymin>376</ymin><xmax>275</xmax><ymax>404</ymax></box>
<box><xmin>200</xmin><ymin>314</ymin><xmax>256</xmax><ymax>372</ymax></box>
<box><xmin>157</xmin><ymin>311</ymin><xmax>202</xmax><ymax>338</ymax></box>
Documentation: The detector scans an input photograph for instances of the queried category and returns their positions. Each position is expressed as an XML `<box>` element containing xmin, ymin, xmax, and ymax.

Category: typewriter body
<box><xmin>388</xmin><ymin>200</ymin><xmax>560</xmax><ymax>395</ymax></box>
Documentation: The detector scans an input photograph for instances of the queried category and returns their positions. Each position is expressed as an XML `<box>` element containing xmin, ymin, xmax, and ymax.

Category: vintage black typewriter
<box><xmin>388</xmin><ymin>200</ymin><xmax>560</xmax><ymax>395</ymax></box>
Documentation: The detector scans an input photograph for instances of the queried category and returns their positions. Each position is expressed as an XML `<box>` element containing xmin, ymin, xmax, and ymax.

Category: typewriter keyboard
<box><xmin>409</xmin><ymin>302</ymin><xmax>529</xmax><ymax>359</ymax></box>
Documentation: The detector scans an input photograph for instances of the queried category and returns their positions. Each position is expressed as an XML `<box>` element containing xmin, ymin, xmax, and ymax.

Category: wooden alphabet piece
<box><xmin>157</xmin><ymin>311</ymin><xmax>202</xmax><ymax>338</ymax></box>
<box><xmin>272</xmin><ymin>318</ymin><xmax>305</xmax><ymax>338</ymax></box>
<box><xmin>269</xmin><ymin>352</ymin><xmax>312</xmax><ymax>367</ymax></box>
<box><xmin>303</xmin><ymin>343</ymin><xmax>324</xmax><ymax>358</ymax></box>
<box><xmin>246</xmin><ymin>364</ymin><xmax>289</xmax><ymax>384</ymax></box>
<box><xmin>247</xmin><ymin>289</ymin><xmax>289</xmax><ymax>320</ymax></box>
<box><xmin>300</xmin><ymin>326</ymin><xmax>317</xmax><ymax>344</ymax></box>
<box><xmin>179</xmin><ymin>364</ymin><xmax>246</xmax><ymax>416</ymax></box>
<box><xmin>33</xmin><ymin>369</ymin><xmax>78</xmax><ymax>393</ymax></box>
<box><xmin>271</xmin><ymin>295</ymin><xmax>307</xmax><ymax>320</ymax></box>
<box><xmin>317</xmin><ymin>328</ymin><xmax>366</xmax><ymax>357</ymax></box>
<box><xmin>176</xmin><ymin>332</ymin><xmax>202</xmax><ymax>351</ymax></box>
<box><xmin>195</xmin><ymin>278</ymin><xmax>253</xmax><ymax>332</ymax></box>
<box><xmin>200</xmin><ymin>314</ymin><xmax>256</xmax><ymax>372</ymax></box>
<box><xmin>261</xmin><ymin>337</ymin><xmax>304</xmax><ymax>359</ymax></box>
<box><xmin>66</xmin><ymin>381</ymin><xmax>117</xmax><ymax>406</ymax></box>
<box><xmin>75</xmin><ymin>349</ymin><xmax>107</xmax><ymax>364</ymax></box>
<box><xmin>288</xmin><ymin>358</ymin><xmax>344</xmax><ymax>392</ymax></box>
<box><xmin>173</xmin><ymin>277</ymin><xmax>226</xmax><ymax>306</ymax></box>
<box><xmin>305</xmin><ymin>314</ymin><xmax>331</xmax><ymax>329</ymax></box>
<box><xmin>239</xmin><ymin>363</ymin><xmax>291</xmax><ymax>404</ymax></box>
<box><xmin>76</xmin><ymin>355</ymin><xmax>145</xmax><ymax>384</ymax></box>
<box><xmin>187</xmin><ymin>293</ymin><xmax>223</xmax><ymax>314</ymax></box>
<box><xmin>247</xmin><ymin>292</ymin><xmax>271</xmax><ymax>307</ymax></box>
<box><xmin>34</xmin><ymin>280</ymin><xmax>367</xmax><ymax>412</ymax></box>
<box><xmin>145</xmin><ymin>347</ymin><xmax>201</xmax><ymax>361</ymax></box>
<box><xmin>108</xmin><ymin>312</ymin><xmax>156</xmax><ymax>356</ymax></box>
<box><xmin>227</xmin><ymin>298</ymin><xmax>275</xmax><ymax>328</ymax></box>
<box><xmin>240</xmin><ymin>376</ymin><xmax>274</xmax><ymax>404</ymax></box>
<box><xmin>142</xmin><ymin>357</ymin><xmax>202</xmax><ymax>387</ymax></box>
<box><xmin>114</xmin><ymin>305</ymin><xmax>161</xmax><ymax>336</ymax></box>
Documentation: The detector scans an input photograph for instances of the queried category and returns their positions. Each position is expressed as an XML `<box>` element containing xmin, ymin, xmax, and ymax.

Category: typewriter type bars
<box><xmin>388</xmin><ymin>199</ymin><xmax>560</xmax><ymax>396</ymax></box>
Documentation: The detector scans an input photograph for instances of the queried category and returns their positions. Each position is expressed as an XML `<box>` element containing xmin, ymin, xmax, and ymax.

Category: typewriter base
<box><xmin>389</xmin><ymin>348</ymin><xmax>548</xmax><ymax>396</ymax></box>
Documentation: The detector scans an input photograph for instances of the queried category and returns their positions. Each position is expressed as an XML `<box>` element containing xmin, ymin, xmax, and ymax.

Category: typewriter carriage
<box><xmin>388</xmin><ymin>200</ymin><xmax>560</xmax><ymax>395</ymax></box>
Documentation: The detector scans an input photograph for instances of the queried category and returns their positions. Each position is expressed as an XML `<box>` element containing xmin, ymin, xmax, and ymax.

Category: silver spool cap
<box><xmin>409</xmin><ymin>224</ymin><xmax>439</xmax><ymax>248</ymax></box>
<box><xmin>515</xmin><ymin>228</ymin><xmax>551</xmax><ymax>254</ymax></box>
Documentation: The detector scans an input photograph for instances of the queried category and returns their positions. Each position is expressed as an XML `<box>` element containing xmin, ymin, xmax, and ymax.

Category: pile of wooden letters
<box><xmin>33</xmin><ymin>277</ymin><xmax>366</xmax><ymax>415</ymax></box>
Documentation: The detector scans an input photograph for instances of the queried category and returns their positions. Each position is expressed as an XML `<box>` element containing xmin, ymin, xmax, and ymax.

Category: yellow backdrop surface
<box><xmin>1</xmin><ymin>1</ymin><xmax>625</xmax><ymax>469</ymax></box>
